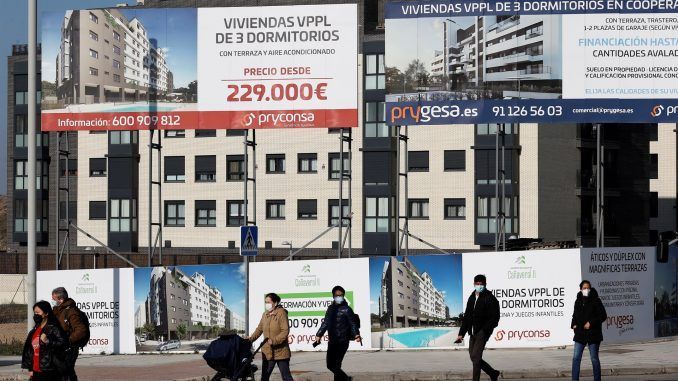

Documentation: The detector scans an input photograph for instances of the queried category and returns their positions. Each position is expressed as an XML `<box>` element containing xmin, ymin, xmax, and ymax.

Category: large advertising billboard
<box><xmin>40</xmin><ymin>5</ymin><xmax>357</xmax><ymax>131</ymax></box>
<box><xmin>462</xmin><ymin>249</ymin><xmax>581</xmax><ymax>348</ymax></box>
<box><xmin>581</xmin><ymin>247</ymin><xmax>655</xmax><ymax>343</ymax></box>
<box><xmin>249</xmin><ymin>258</ymin><xmax>371</xmax><ymax>351</ymax></box>
<box><xmin>386</xmin><ymin>0</ymin><xmax>678</xmax><ymax>124</ymax></box>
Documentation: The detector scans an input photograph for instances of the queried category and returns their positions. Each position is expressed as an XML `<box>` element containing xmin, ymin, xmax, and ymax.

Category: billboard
<box><xmin>581</xmin><ymin>247</ymin><xmax>655</xmax><ymax>343</ymax></box>
<box><xmin>386</xmin><ymin>0</ymin><xmax>678</xmax><ymax>124</ymax></box>
<box><xmin>40</xmin><ymin>5</ymin><xmax>357</xmax><ymax>131</ymax></box>
<box><xmin>249</xmin><ymin>258</ymin><xmax>371</xmax><ymax>351</ymax></box>
<box><xmin>36</xmin><ymin>268</ymin><xmax>136</xmax><ymax>354</ymax></box>
<box><xmin>462</xmin><ymin>249</ymin><xmax>581</xmax><ymax>348</ymax></box>
<box><xmin>655</xmin><ymin>244</ymin><xmax>678</xmax><ymax>337</ymax></box>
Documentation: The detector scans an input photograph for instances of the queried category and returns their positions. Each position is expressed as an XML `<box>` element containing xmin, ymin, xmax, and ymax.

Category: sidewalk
<box><xmin>1</xmin><ymin>338</ymin><xmax>677</xmax><ymax>381</ymax></box>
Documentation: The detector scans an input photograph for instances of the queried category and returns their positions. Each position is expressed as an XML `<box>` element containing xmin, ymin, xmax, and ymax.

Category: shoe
<box><xmin>490</xmin><ymin>370</ymin><xmax>501</xmax><ymax>381</ymax></box>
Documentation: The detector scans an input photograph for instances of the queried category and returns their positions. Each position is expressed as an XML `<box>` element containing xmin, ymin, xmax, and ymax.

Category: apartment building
<box><xmin>134</xmin><ymin>304</ymin><xmax>146</xmax><ymax>329</ymax></box>
<box><xmin>379</xmin><ymin>257</ymin><xmax>447</xmax><ymax>328</ymax></box>
<box><xmin>229</xmin><ymin>312</ymin><xmax>246</xmax><ymax>334</ymax></box>
<box><xmin>209</xmin><ymin>287</ymin><xmax>227</xmax><ymax>328</ymax></box>
<box><xmin>431</xmin><ymin>15</ymin><xmax>562</xmax><ymax>98</ymax></box>
<box><xmin>56</xmin><ymin>8</ymin><xmax>170</xmax><ymax>105</ymax></box>
<box><xmin>148</xmin><ymin>266</ymin><xmax>191</xmax><ymax>340</ymax></box>
<box><xmin>3</xmin><ymin>0</ymin><xmax>677</xmax><ymax>273</ymax></box>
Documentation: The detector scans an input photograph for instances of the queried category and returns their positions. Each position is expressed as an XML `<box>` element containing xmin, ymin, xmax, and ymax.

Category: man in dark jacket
<box><xmin>52</xmin><ymin>287</ymin><xmax>89</xmax><ymax>381</ymax></box>
<box><xmin>571</xmin><ymin>280</ymin><xmax>607</xmax><ymax>381</ymax></box>
<box><xmin>315</xmin><ymin>285</ymin><xmax>361</xmax><ymax>381</ymax></box>
<box><xmin>456</xmin><ymin>274</ymin><xmax>501</xmax><ymax>381</ymax></box>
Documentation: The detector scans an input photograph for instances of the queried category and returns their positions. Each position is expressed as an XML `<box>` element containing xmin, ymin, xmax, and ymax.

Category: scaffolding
<box><xmin>148</xmin><ymin>129</ymin><xmax>163</xmax><ymax>266</ymax></box>
<box><xmin>55</xmin><ymin>132</ymin><xmax>71</xmax><ymax>269</ymax></box>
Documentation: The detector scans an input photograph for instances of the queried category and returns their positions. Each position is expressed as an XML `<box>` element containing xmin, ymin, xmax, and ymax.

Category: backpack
<box><xmin>66</xmin><ymin>305</ymin><xmax>91</xmax><ymax>348</ymax></box>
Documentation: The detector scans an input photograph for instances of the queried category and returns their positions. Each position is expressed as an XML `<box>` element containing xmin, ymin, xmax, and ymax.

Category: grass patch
<box><xmin>0</xmin><ymin>338</ymin><xmax>23</xmax><ymax>356</ymax></box>
<box><xmin>0</xmin><ymin>304</ymin><xmax>27</xmax><ymax>324</ymax></box>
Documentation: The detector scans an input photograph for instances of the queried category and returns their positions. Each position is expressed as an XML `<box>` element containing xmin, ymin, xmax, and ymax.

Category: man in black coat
<box><xmin>315</xmin><ymin>285</ymin><xmax>362</xmax><ymax>381</ymax></box>
<box><xmin>456</xmin><ymin>274</ymin><xmax>501</xmax><ymax>381</ymax></box>
<box><xmin>571</xmin><ymin>280</ymin><xmax>607</xmax><ymax>381</ymax></box>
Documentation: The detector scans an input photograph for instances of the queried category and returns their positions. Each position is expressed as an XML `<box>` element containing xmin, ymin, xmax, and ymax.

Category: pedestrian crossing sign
<box><xmin>240</xmin><ymin>225</ymin><xmax>258</xmax><ymax>256</ymax></box>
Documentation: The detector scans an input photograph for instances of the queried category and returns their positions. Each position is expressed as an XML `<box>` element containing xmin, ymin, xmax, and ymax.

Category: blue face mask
<box><xmin>474</xmin><ymin>285</ymin><xmax>485</xmax><ymax>293</ymax></box>
<box><xmin>334</xmin><ymin>296</ymin><xmax>345</xmax><ymax>304</ymax></box>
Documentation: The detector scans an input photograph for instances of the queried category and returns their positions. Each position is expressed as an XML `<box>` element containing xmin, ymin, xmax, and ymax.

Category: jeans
<box><xmin>326</xmin><ymin>341</ymin><xmax>350</xmax><ymax>381</ymax></box>
<box><xmin>261</xmin><ymin>358</ymin><xmax>293</xmax><ymax>381</ymax></box>
<box><xmin>468</xmin><ymin>331</ymin><xmax>498</xmax><ymax>381</ymax></box>
<box><xmin>572</xmin><ymin>341</ymin><xmax>601</xmax><ymax>381</ymax></box>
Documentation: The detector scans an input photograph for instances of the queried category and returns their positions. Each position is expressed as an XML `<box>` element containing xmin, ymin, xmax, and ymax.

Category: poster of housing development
<box><xmin>655</xmin><ymin>245</ymin><xmax>678</xmax><ymax>337</ymax></box>
<box><xmin>133</xmin><ymin>264</ymin><xmax>246</xmax><ymax>353</ymax></box>
<box><xmin>40</xmin><ymin>4</ymin><xmax>358</xmax><ymax>131</ymax></box>
<box><xmin>385</xmin><ymin>0</ymin><xmax>678</xmax><ymax>124</ymax></box>
<box><xmin>369</xmin><ymin>255</ymin><xmax>463</xmax><ymax>349</ymax></box>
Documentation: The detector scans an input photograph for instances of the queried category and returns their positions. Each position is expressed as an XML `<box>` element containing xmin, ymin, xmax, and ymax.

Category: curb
<box><xmin>175</xmin><ymin>366</ymin><xmax>678</xmax><ymax>381</ymax></box>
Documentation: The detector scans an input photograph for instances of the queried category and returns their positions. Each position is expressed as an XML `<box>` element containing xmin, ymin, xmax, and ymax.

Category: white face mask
<box><xmin>582</xmin><ymin>289</ymin><xmax>591</xmax><ymax>297</ymax></box>
<box><xmin>50</xmin><ymin>300</ymin><xmax>58</xmax><ymax>308</ymax></box>
<box><xmin>334</xmin><ymin>296</ymin><xmax>344</xmax><ymax>304</ymax></box>
<box><xmin>265</xmin><ymin>303</ymin><xmax>274</xmax><ymax>311</ymax></box>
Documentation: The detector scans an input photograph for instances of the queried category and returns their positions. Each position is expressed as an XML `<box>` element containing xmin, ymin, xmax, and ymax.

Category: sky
<box><xmin>134</xmin><ymin>263</ymin><xmax>247</xmax><ymax>319</ymax></box>
<box><xmin>369</xmin><ymin>255</ymin><xmax>464</xmax><ymax>317</ymax></box>
<box><xmin>0</xmin><ymin>0</ymin><xmax>131</xmax><ymax>194</ymax></box>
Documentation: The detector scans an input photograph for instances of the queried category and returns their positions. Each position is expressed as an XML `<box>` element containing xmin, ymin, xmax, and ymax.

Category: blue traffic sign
<box><xmin>240</xmin><ymin>226</ymin><xmax>258</xmax><ymax>256</ymax></box>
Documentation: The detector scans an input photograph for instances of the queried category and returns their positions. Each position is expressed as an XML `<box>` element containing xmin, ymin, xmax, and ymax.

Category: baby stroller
<box><xmin>203</xmin><ymin>334</ymin><xmax>267</xmax><ymax>381</ymax></box>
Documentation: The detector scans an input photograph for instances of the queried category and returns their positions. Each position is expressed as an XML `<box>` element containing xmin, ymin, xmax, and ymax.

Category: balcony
<box><xmin>493</xmin><ymin>15</ymin><xmax>520</xmax><ymax>33</ymax></box>
<box><xmin>485</xmin><ymin>66</ymin><xmax>552</xmax><ymax>81</ymax></box>
<box><xmin>485</xmin><ymin>52</ymin><xmax>543</xmax><ymax>69</ymax></box>
<box><xmin>486</xmin><ymin>33</ymin><xmax>544</xmax><ymax>55</ymax></box>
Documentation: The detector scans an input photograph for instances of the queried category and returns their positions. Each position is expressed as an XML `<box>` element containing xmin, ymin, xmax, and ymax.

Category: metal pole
<box><xmin>495</xmin><ymin>124</ymin><xmax>499</xmax><ymax>251</ymax></box>
<box><xmin>27</xmin><ymin>0</ymin><xmax>37</xmax><ymax>332</ymax></box>
<box><xmin>501</xmin><ymin>124</ymin><xmax>506</xmax><ymax>251</ymax></box>
<box><xmin>395</xmin><ymin>126</ymin><xmax>400</xmax><ymax>257</ymax></box>
<box><xmin>348</xmin><ymin>129</ymin><xmax>352</xmax><ymax>258</ymax></box>
<box><xmin>65</xmin><ymin>134</ymin><xmax>70</xmax><ymax>269</ymax></box>
<box><xmin>338</xmin><ymin>129</ymin><xmax>344</xmax><ymax>259</ymax></box>
<box><xmin>596</xmin><ymin>124</ymin><xmax>601</xmax><ymax>247</ymax></box>
<box><xmin>243</xmin><ymin>130</ymin><xmax>249</xmax><ymax>333</ymax></box>
<box><xmin>55</xmin><ymin>133</ymin><xmax>60</xmax><ymax>270</ymax></box>
<box><xmin>404</xmin><ymin>125</ymin><xmax>409</xmax><ymax>257</ymax></box>
<box><xmin>148</xmin><ymin>130</ymin><xmax>153</xmax><ymax>267</ymax></box>
<box><xmin>601</xmin><ymin>142</ymin><xmax>605</xmax><ymax>247</ymax></box>
<box><xmin>158</xmin><ymin>132</ymin><xmax>163</xmax><ymax>264</ymax></box>
<box><xmin>70</xmin><ymin>223</ymin><xmax>138</xmax><ymax>268</ymax></box>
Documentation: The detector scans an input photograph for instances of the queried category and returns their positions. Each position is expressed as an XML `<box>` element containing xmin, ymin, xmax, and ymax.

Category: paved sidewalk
<box><xmin>1</xmin><ymin>339</ymin><xmax>677</xmax><ymax>381</ymax></box>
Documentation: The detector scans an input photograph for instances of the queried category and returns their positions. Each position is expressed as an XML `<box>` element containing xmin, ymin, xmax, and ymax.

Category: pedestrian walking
<box><xmin>22</xmin><ymin>301</ymin><xmax>68</xmax><ymax>381</ymax></box>
<box><xmin>571</xmin><ymin>280</ymin><xmax>607</xmax><ymax>381</ymax></box>
<box><xmin>456</xmin><ymin>274</ymin><xmax>501</xmax><ymax>381</ymax></box>
<box><xmin>248</xmin><ymin>293</ymin><xmax>294</xmax><ymax>381</ymax></box>
<box><xmin>51</xmin><ymin>287</ymin><xmax>90</xmax><ymax>381</ymax></box>
<box><xmin>314</xmin><ymin>286</ymin><xmax>362</xmax><ymax>381</ymax></box>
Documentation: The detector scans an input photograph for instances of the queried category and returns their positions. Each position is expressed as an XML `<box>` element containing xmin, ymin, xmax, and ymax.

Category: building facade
<box><xmin>3</xmin><ymin>0</ymin><xmax>677</xmax><ymax>273</ymax></box>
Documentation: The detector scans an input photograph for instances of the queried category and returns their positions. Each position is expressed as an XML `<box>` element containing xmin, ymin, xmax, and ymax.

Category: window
<box><xmin>650</xmin><ymin>192</ymin><xmax>658</xmax><ymax>218</ymax></box>
<box><xmin>89</xmin><ymin>158</ymin><xmax>107</xmax><ymax>177</ymax></box>
<box><xmin>15</xmin><ymin>161</ymin><xmax>48</xmax><ymax>190</ymax></box>
<box><xmin>226</xmin><ymin>129</ymin><xmax>246</xmax><ymax>136</ymax></box>
<box><xmin>365</xmin><ymin>101</ymin><xmax>390</xmax><ymax>137</ymax></box>
<box><xmin>298</xmin><ymin>153</ymin><xmax>317</xmax><ymax>173</ymax></box>
<box><xmin>14</xmin><ymin>91</ymin><xmax>27</xmax><ymax>105</ymax></box>
<box><xmin>58</xmin><ymin>159</ymin><xmax>77</xmax><ymax>177</ymax></box>
<box><xmin>15</xmin><ymin>115</ymin><xmax>26</xmax><ymax>147</ymax></box>
<box><xmin>195</xmin><ymin>130</ymin><xmax>216</xmax><ymax>137</ymax></box>
<box><xmin>113</xmin><ymin>60</ymin><xmax>120</xmax><ymax>69</ymax></box>
<box><xmin>444</xmin><ymin>198</ymin><xmax>466</xmax><ymax>219</ymax></box>
<box><xmin>266</xmin><ymin>200</ymin><xmax>285</xmax><ymax>219</ymax></box>
<box><xmin>328</xmin><ymin>199</ymin><xmax>349</xmax><ymax>227</ymax></box>
<box><xmin>444</xmin><ymin>150</ymin><xmax>466</xmax><ymax>171</ymax></box>
<box><xmin>109</xmin><ymin>131</ymin><xmax>138</xmax><ymax>145</ymax></box>
<box><xmin>165</xmin><ymin>130</ymin><xmax>185</xmax><ymax>138</ymax></box>
<box><xmin>165</xmin><ymin>201</ymin><xmax>185</xmax><ymax>227</ymax></box>
<box><xmin>297</xmin><ymin>199</ymin><xmax>317</xmax><ymax>219</ymax></box>
<box><xmin>113</xmin><ymin>31</ymin><xmax>121</xmax><ymax>41</ymax></box>
<box><xmin>14</xmin><ymin>199</ymin><xmax>26</xmax><ymax>232</ymax></box>
<box><xmin>89</xmin><ymin>12</ymin><xmax>98</xmax><ymax>23</ymax></box>
<box><xmin>164</xmin><ymin>156</ymin><xmax>185</xmax><ymax>182</ymax></box>
<box><xmin>195</xmin><ymin>155</ymin><xmax>216</xmax><ymax>182</ymax></box>
<box><xmin>408</xmin><ymin>199</ymin><xmax>429</xmax><ymax>219</ymax></box>
<box><xmin>650</xmin><ymin>154</ymin><xmax>658</xmax><ymax>179</ymax></box>
<box><xmin>113</xmin><ymin>74</ymin><xmax>121</xmax><ymax>83</ymax></box>
<box><xmin>89</xmin><ymin>30</ymin><xmax>98</xmax><ymax>41</ymax></box>
<box><xmin>266</xmin><ymin>154</ymin><xmax>285</xmax><ymax>174</ymax></box>
<box><xmin>477</xmin><ymin>196</ymin><xmax>519</xmax><ymax>234</ymax></box>
<box><xmin>226</xmin><ymin>155</ymin><xmax>244</xmax><ymax>181</ymax></box>
<box><xmin>408</xmin><ymin>151</ymin><xmax>429</xmax><ymax>172</ymax></box>
<box><xmin>113</xmin><ymin>45</ymin><xmax>121</xmax><ymax>55</ymax></box>
<box><xmin>89</xmin><ymin>67</ymin><xmax>98</xmax><ymax>76</ymax></box>
<box><xmin>89</xmin><ymin>49</ymin><xmax>98</xmax><ymax>59</ymax></box>
<box><xmin>109</xmin><ymin>199</ymin><xmax>137</xmax><ymax>232</ymax></box>
<box><xmin>195</xmin><ymin>201</ymin><xmax>216</xmax><ymax>226</ymax></box>
<box><xmin>475</xmin><ymin>149</ymin><xmax>514</xmax><ymax>184</ymax></box>
<box><xmin>89</xmin><ymin>201</ymin><xmax>107</xmax><ymax>220</ymax></box>
<box><xmin>328</xmin><ymin>153</ymin><xmax>350</xmax><ymax>180</ymax></box>
<box><xmin>365</xmin><ymin>197</ymin><xmax>391</xmax><ymax>232</ymax></box>
<box><xmin>227</xmin><ymin>201</ymin><xmax>245</xmax><ymax>226</ymax></box>
<box><xmin>365</xmin><ymin>54</ymin><xmax>385</xmax><ymax>90</ymax></box>
<box><xmin>476</xmin><ymin>123</ymin><xmax>515</xmax><ymax>135</ymax></box>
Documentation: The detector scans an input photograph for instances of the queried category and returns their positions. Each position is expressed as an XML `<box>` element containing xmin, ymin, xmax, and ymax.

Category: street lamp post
<box><xmin>282</xmin><ymin>241</ymin><xmax>293</xmax><ymax>260</ymax></box>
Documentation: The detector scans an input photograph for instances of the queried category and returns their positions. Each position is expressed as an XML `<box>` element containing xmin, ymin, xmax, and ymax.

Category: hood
<box><xmin>577</xmin><ymin>287</ymin><xmax>599</xmax><ymax>300</ymax></box>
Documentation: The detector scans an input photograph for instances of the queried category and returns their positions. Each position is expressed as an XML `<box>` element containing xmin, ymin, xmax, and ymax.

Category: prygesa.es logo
<box><xmin>242</xmin><ymin>112</ymin><xmax>256</xmax><ymax>126</ymax></box>
<box><xmin>651</xmin><ymin>105</ymin><xmax>664</xmax><ymax>117</ymax></box>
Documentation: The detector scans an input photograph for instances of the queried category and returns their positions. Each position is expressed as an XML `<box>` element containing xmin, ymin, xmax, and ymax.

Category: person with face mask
<box><xmin>22</xmin><ymin>301</ymin><xmax>68</xmax><ymax>381</ymax></box>
<box><xmin>456</xmin><ymin>274</ymin><xmax>501</xmax><ymax>381</ymax></box>
<box><xmin>247</xmin><ymin>293</ymin><xmax>293</xmax><ymax>381</ymax></box>
<box><xmin>314</xmin><ymin>285</ymin><xmax>361</xmax><ymax>381</ymax></box>
<box><xmin>571</xmin><ymin>280</ymin><xmax>607</xmax><ymax>381</ymax></box>
<box><xmin>51</xmin><ymin>287</ymin><xmax>88</xmax><ymax>381</ymax></box>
